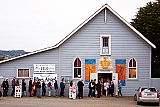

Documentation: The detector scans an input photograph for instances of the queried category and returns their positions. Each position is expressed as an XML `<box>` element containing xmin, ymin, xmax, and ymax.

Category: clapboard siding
<box><xmin>0</xmin><ymin>49</ymin><xmax>60</xmax><ymax>80</ymax></box>
<box><xmin>58</xmin><ymin>9</ymin><xmax>151</xmax><ymax>96</ymax></box>
<box><xmin>150</xmin><ymin>79</ymin><xmax>160</xmax><ymax>90</ymax></box>
<box><xmin>0</xmin><ymin>7</ymin><xmax>153</xmax><ymax>96</ymax></box>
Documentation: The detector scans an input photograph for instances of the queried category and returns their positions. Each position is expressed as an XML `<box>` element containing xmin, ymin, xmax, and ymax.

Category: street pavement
<box><xmin>0</xmin><ymin>96</ymin><xmax>159</xmax><ymax>107</ymax></box>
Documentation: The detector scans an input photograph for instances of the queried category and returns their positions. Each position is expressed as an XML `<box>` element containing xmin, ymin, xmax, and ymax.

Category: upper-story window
<box><xmin>73</xmin><ymin>57</ymin><xmax>82</xmax><ymax>79</ymax></box>
<box><xmin>17</xmin><ymin>68</ymin><xmax>30</xmax><ymax>78</ymax></box>
<box><xmin>100</xmin><ymin>35</ymin><xmax>111</xmax><ymax>55</ymax></box>
<box><xmin>128</xmin><ymin>58</ymin><xmax>137</xmax><ymax>79</ymax></box>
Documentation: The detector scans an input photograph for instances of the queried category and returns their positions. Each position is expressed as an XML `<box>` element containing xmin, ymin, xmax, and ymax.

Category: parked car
<box><xmin>134</xmin><ymin>87</ymin><xmax>159</xmax><ymax>105</ymax></box>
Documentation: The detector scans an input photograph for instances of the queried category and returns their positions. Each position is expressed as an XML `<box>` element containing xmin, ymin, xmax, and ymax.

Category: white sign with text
<box><xmin>34</xmin><ymin>64</ymin><xmax>55</xmax><ymax>73</ymax></box>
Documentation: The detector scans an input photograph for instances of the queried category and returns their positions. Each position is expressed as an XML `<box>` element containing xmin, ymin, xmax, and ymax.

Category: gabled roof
<box><xmin>0</xmin><ymin>4</ymin><xmax>156</xmax><ymax>64</ymax></box>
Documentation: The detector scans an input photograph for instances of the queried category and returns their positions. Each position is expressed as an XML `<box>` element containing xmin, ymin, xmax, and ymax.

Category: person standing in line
<box><xmin>15</xmin><ymin>78</ymin><xmax>19</xmax><ymax>86</ymax></box>
<box><xmin>71</xmin><ymin>82</ymin><xmax>76</xmax><ymax>99</ymax></box>
<box><xmin>48</xmin><ymin>81</ymin><xmax>52</xmax><ymax>97</ymax></box>
<box><xmin>22</xmin><ymin>79</ymin><xmax>27</xmax><ymax>97</ymax></box>
<box><xmin>28</xmin><ymin>78</ymin><xmax>32</xmax><ymax>97</ymax></box>
<box><xmin>104</xmin><ymin>80</ymin><xmax>110</xmax><ymax>96</ymax></box>
<box><xmin>32</xmin><ymin>79</ymin><xmax>37</xmax><ymax>96</ymax></box>
<box><xmin>92</xmin><ymin>79</ymin><xmax>96</xmax><ymax>97</ymax></box>
<box><xmin>77</xmin><ymin>79</ymin><xmax>84</xmax><ymax>99</ymax></box>
<box><xmin>60</xmin><ymin>78</ymin><xmax>65</xmax><ymax>97</ymax></box>
<box><xmin>1</xmin><ymin>79</ymin><xmax>7</xmax><ymax>97</ymax></box>
<box><xmin>96</xmin><ymin>80</ymin><xmax>101</xmax><ymax>98</ymax></box>
<box><xmin>5</xmin><ymin>78</ymin><xmax>9</xmax><ymax>96</ymax></box>
<box><xmin>88</xmin><ymin>80</ymin><xmax>93</xmax><ymax>97</ymax></box>
<box><xmin>100</xmin><ymin>78</ymin><xmax>104</xmax><ymax>96</ymax></box>
<box><xmin>36</xmin><ymin>79</ymin><xmax>41</xmax><ymax>98</ymax></box>
<box><xmin>11</xmin><ymin>77</ymin><xmax>16</xmax><ymax>96</ymax></box>
<box><xmin>54</xmin><ymin>79</ymin><xmax>58</xmax><ymax>96</ymax></box>
<box><xmin>42</xmin><ymin>80</ymin><xmax>46</xmax><ymax>96</ymax></box>
<box><xmin>118</xmin><ymin>81</ymin><xmax>122</xmax><ymax>96</ymax></box>
<box><xmin>110</xmin><ymin>81</ymin><xmax>114</xmax><ymax>97</ymax></box>
<box><xmin>70</xmin><ymin>80</ymin><xmax>73</xmax><ymax>87</ymax></box>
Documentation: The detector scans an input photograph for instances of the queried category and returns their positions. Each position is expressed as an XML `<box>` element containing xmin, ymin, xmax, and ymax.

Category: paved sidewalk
<box><xmin>0</xmin><ymin>96</ymin><xmax>158</xmax><ymax>107</ymax></box>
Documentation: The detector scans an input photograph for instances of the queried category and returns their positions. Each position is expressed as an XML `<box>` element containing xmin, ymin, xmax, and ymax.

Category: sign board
<box><xmin>15</xmin><ymin>86</ymin><xmax>22</xmax><ymax>98</ymax></box>
<box><xmin>33</xmin><ymin>73</ymin><xmax>57</xmax><ymax>86</ymax></box>
<box><xmin>34</xmin><ymin>64</ymin><xmax>55</xmax><ymax>73</ymax></box>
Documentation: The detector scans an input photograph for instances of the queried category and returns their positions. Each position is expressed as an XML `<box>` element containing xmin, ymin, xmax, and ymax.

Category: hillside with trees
<box><xmin>0</xmin><ymin>50</ymin><xmax>29</xmax><ymax>61</ymax></box>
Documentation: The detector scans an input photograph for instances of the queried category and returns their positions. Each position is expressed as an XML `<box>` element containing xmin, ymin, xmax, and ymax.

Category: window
<box><xmin>73</xmin><ymin>58</ymin><xmax>82</xmax><ymax>79</ymax></box>
<box><xmin>17</xmin><ymin>68</ymin><xmax>30</xmax><ymax>78</ymax></box>
<box><xmin>128</xmin><ymin>58</ymin><xmax>137</xmax><ymax>79</ymax></box>
<box><xmin>100</xmin><ymin>35</ymin><xmax>111</xmax><ymax>55</ymax></box>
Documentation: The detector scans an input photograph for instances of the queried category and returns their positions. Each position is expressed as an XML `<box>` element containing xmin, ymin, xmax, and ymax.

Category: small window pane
<box><xmin>74</xmin><ymin>68</ymin><xmax>81</xmax><ymax>78</ymax></box>
<box><xmin>24</xmin><ymin>69</ymin><xmax>29</xmax><ymax>77</ymax></box>
<box><xmin>129</xmin><ymin>59</ymin><xmax>133</xmax><ymax>67</ymax></box>
<box><xmin>77</xmin><ymin>68</ymin><xmax>81</xmax><ymax>78</ymax></box>
<box><xmin>103</xmin><ymin>37</ymin><xmax>108</xmax><ymax>47</ymax></box>
<box><xmin>18</xmin><ymin>69</ymin><xmax>23</xmax><ymax>77</ymax></box>
<box><xmin>74</xmin><ymin>68</ymin><xmax>78</xmax><ymax>78</ymax></box>
<box><xmin>74</xmin><ymin>58</ymin><xmax>81</xmax><ymax>67</ymax></box>
<box><xmin>129</xmin><ymin>68</ymin><xmax>136</xmax><ymax>78</ymax></box>
<box><xmin>133</xmin><ymin>58</ymin><xmax>136</xmax><ymax>67</ymax></box>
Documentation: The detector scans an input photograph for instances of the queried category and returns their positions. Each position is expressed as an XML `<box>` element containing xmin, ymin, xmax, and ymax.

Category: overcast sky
<box><xmin>0</xmin><ymin>0</ymin><xmax>155</xmax><ymax>52</ymax></box>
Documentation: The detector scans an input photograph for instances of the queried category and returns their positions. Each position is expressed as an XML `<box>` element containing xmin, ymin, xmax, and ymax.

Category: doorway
<box><xmin>98</xmin><ymin>73</ymin><xmax>112</xmax><ymax>95</ymax></box>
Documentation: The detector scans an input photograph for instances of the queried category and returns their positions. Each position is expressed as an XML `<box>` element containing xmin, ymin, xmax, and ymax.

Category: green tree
<box><xmin>131</xmin><ymin>1</ymin><xmax>160</xmax><ymax>78</ymax></box>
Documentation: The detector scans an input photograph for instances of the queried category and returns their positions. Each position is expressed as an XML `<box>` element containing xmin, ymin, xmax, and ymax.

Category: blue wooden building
<box><xmin>0</xmin><ymin>4</ymin><xmax>156</xmax><ymax>96</ymax></box>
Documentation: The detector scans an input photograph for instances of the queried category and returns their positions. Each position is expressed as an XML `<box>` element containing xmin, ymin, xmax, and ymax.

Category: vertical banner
<box><xmin>115</xmin><ymin>59</ymin><xmax>126</xmax><ymax>86</ymax></box>
<box><xmin>85</xmin><ymin>59</ymin><xmax>96</xmax><ymax>83</ymax></box>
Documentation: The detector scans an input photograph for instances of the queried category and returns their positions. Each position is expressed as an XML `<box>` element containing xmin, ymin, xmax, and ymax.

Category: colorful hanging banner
<box><xmin>85</xmin><ymin>59</ymin><xmax>96</xmax><ymax>83</ymax></box>
<box><xmin>115</xmin><ymin>59</ymin><xmax>126</xmax><ymax>86</ymax></box>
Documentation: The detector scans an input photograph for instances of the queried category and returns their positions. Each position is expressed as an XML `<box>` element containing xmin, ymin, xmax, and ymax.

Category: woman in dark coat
<box><xmin>77</xmin><ymin>79</ymin><xmax>84</xmax><ymax>99</ymax></box>
<box><xmin>42</xmin><ymin>80</ymin><xmax>46</xmax><ymax>96</ymax></box>
<box><xmin>22</xmin><ymin>79</ymin><xmax>26</xmax><ymax>97</ymax></box>
<box><xmin>28</xmin><ymin>78</ymin><xmax>32</xmax><ymax>97</ymax></box>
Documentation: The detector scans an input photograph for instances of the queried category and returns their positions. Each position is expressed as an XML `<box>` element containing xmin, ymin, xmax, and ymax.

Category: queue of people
<box><xmin>1</xmin><ymin>77</ymin><xmax>122</xmax><ymax>99</ymax></box>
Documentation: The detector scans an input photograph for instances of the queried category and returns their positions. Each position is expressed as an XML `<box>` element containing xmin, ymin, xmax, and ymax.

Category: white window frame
<box><xmin>17</xmin><ymin>68</ymin><xmax>30</xmax><ymax>78</ymax></box>
<box><xmin>100</xmin><ymin>35</ymin><xmax>111</xmax><ymax>55</ymax></box>
<box><xmin>72</xmin><ymin>57</ymin><xmax>82</xmax><ymax>79</ymax></box>
<box><xmin>128</xmin><ymin>58</ymin><xmax>137</xmax><ymax>80</ymax></box>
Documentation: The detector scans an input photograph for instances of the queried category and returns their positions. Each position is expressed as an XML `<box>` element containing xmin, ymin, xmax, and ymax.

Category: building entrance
<box><xmin>98</xmin><ymin>73</ymin><xmax>112</xmax><ymax>95</ymax></box>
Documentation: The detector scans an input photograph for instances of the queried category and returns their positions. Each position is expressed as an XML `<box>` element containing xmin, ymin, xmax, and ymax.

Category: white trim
<box><xmin>72</xmin><ymin>57</ymin><xmax>82</xmax><ymax>79</ymax></box>
<box><xmin>17</xmin><ymin>68</ymin><xmax>30</xmax><ymax>78</ymax></box>
<box><xmin>128</xmin><ymin>58</ymin><xmax>138</xmax><ymax>80</ymax></box>
<box><xmin>100</xmin><ymin>35</ymin><xmax>111</xmax><ymax>55</ymax></box>
<box><xmin>97</xmin><ymin>71</ymin><xmax>113</xmax><ymax>73</ymax></box>
<box><xmin>104</xmin><ymin>7</ymin><xmax>107</xmax><ymax>23</ymax></box>
<box><xmin>149</xmin><ymin>48</ymin><xmax>152</xmax><ymax>87</ymax></box>
<box><xmin>0</xmin><ymin>4</ymin><xmax>156</xmax><ymax>64</ymax></box>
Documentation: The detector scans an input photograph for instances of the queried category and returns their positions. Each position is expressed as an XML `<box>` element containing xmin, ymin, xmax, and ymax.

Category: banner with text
<box><xmin>34</xmin><ymin>64</ymin><xmax>55</xmax><ymax>73</ymax></box>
